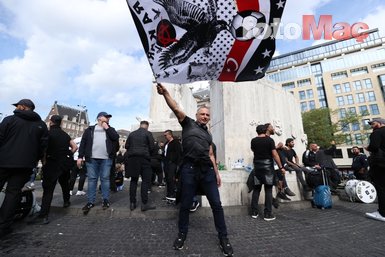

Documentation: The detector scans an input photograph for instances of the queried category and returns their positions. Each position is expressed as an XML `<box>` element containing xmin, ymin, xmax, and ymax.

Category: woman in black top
<box><xmin>250</xmin><ymin>124</ymin><xmax>285</xmax><ymax>221</ymax></box>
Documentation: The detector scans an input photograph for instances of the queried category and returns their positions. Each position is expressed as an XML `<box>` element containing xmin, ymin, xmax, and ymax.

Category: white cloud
<box><xmin>0</xmin><ymin>0</ymin><xmax>152</xmax><ymax>128</ymax></box>
<box><xmin>362</xmin><ymin>5</ymin><xmax>385</xmax><ymax>37</ymax></box>
<box><xmin>281</xmin><ymin>0</ymin><xmax>333</xmax><ymax>25</ymax></box>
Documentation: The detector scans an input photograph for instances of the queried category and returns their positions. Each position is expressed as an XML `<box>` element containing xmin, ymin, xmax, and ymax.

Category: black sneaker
<box><xmin>264</xmin><ymin>213</ymin><xmax>276</xmax><ymax>221</ymax></box>
<box><xmin>102</xmin><ymin>199</ymin><xmax>110</xmax><ymax>210</ymax></box>
<box><xmin>173</xmin><ymin>233</ymin><xmax>186</xmax><ymax>250</ymax></box>
<box><xmin>82</xmin><ymin>202</ymin><xmax>94</xmax><ymax>211</ymax></box>
<box><xmin>284</xmin><ymin>187</ymin><xmax>296</xmax><ymax>196</ymax></box>
<box><xmin>251</xmin><ymin>210</ymin><xmax>259</xmax><ymax>219</ymax></box>
<box><xmin>219</xmin><ymin>237</ymin><xmax>234</xmax><ymax>257</ymax></box>
<box><xmin>277</xmin><ymin>192</ymin><xmax>291</xmax><ymax>201</ymax></box>
<box><xmin>189</xmin><ymin>201</ymin><xmax>200</xmax><ymax>212</ymax></box>
<box><xmin>63</xmin><ymin>201</ymin><xmax>71</xmax><ymax>208</ymax></box>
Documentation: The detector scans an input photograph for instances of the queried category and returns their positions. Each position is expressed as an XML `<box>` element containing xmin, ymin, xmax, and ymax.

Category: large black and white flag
<box><xmin>126</xmin><ymin>0</ymin><xmax>286</xmax><ymax>83</ymax></box>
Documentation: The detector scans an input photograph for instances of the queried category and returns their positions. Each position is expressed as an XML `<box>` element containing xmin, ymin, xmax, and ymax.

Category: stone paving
<box><xmin>1</xmin><ymin>180</ymin><xmax>385</xmax><ymax>257</ymax></box>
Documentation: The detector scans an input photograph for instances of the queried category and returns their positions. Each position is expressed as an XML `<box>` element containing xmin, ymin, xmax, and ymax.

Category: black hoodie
<box><xmin>0</xmin><ymin>110</ymin><xmax>48</xmax><ymax>168</ymax></box>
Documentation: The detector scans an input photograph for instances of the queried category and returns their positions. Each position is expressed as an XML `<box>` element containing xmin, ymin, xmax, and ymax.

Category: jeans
<box><xmin>85</xmin><ymin>158</ymin><xmax>112</xmax><ymax>203</ymax></box>
<box><xmin>40</xmin><ymin>160</ymin><xmax>70</xmax><ymax>216</ymax></box>
<box><xmin>0</xmin><ymin>168</ymin><xmax>32</xmax><ymax>230</ymax></box>
<box><xmin>178</xmin><ymin>163</ymin><xmax>227</xmax><ymax>239</ymax></box>
<box><xmin>251</xmin><ymin>184</ymin><xmax>273</xmax><ymax>215</ymax></box>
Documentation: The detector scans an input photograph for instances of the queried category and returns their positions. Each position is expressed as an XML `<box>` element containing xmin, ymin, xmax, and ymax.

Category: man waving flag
<box><xmin>126</xmin><ymin>0</ymin><xmax>286</xmax><ymax>83</ymax></box>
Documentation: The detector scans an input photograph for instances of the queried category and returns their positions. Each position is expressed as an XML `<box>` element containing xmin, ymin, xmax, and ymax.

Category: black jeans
<box><xmin>251</xmin><ymin>184</ymin><xmax>273</xmax><ymax>215</ymax></box>
<box><xmin>178</xmin><ymin>163</ymin><xmax>227</xmax><ymax>239</ymax></box>
<box><xmin>371</xmin><ymin>166</ymin><xmax>385</xmax><ymax>216</ymax></box>
<box><xmin>288</xmin><ymin>165</ymin><xmax>309</xmax><ymax>187</ymax></box>
<box><xmin>40</xmin><ymin>161</ymin><xmax>70</xmax><ymax>217</ymax></box>
<box><xmin>69</xmin><ymin>162</ymin><xmax>86</xmax><ymax>191</ymax></box>
<box><xmin>128</xmin><ymin>157</ymin><xmax>152</xmax><ymax>204</ymax></box>
<box><xmin>0</xmin><ymin>168</ymin><xmax>32</xmax><ymax>230</ymax></box>
<box><xmin>165</xmin><ymin>161</ymin><xmax>177</xmax><ymax>197</ymax></box>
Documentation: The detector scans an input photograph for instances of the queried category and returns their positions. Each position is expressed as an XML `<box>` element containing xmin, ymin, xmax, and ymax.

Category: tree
<box><xmin>302</xmin><ymin>108</ymin><xmax>371</xmax><ymax>148</ymax></box>
<box><xmin>302</xmin><ymin>108</ymin><xmax>338</xmax><ymax>148</ymax></box>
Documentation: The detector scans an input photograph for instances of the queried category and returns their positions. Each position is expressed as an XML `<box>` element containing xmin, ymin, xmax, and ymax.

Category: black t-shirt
<box><xmin>180</xmin><ymin>116</ymin><xmax>212</xmax><ymax>163</ymax></box>
<box><xmin>251</xmin><ymin>136</ymin><xmax>275</xmax><ymax>161</ymax></box>
<box><xmin>46</xmin><ymin>125</ymin><xmax>71</xmax><ymax>160</ymax></box>
<box><xmin>285</xmin><ymin>148</ymin><xmax>297</xmax><ymax>162</ymax></box>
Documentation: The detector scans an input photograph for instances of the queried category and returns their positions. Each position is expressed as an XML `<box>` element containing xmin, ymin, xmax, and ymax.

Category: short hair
<box><xmin>164</xmin><ymin>129</ymin><xmax>173</xmax><ymax>136</ymax></box>
<box><xmin>140</xmin><ymin>120</ymin><xmax>149</xmax><ymax>126</ymax></box>
<box><xmin>285</xmin><ymin>138</ymin><xmax>294</xmax><ymax>146</ymax></box>
<box><xmin>197</xmin><ymin>106</ymin><xmax>210</xmax><ymax>113</ymax></box>
<box><xmin>256</xmin><ymin>124</ymin><xmax>267</xmax><ymax>135</ymax></box>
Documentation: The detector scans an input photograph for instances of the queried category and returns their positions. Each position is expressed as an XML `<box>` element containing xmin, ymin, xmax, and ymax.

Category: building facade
<box><xmin>45</xmin><ymin>101</ymin><xmax>89</xmax><ymax>138</ymax></box>
<box><xmin>267</xmin><ymin>29</ymin><xmax>385</xmax><ymax>149</ymax></box>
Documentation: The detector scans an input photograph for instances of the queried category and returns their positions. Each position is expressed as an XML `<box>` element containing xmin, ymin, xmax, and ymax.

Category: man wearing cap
<box><xmin>77</xmin><ymin>112</ymin><xmax>119</xmax><ymax>213</ymax></box>
<box><xmin>125</xmin><ymin>120</ymin><xmax>156</xmax><ymax>211</ymax></box>
<box><xmin>0</xmin><ymin>99</ymin><xmax>48</xmax><ymax>238</ymax></box>
<box><xmin>30</xmin><ymin>115</ymin><xmax>77</xmax><ymax>224</ymax></box>
<box><xmin>365</xmin><ymin>118</ymin><xmax>385</xmax><ymax>222</ymax></box>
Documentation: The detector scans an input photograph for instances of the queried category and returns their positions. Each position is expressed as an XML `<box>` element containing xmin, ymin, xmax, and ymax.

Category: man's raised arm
<box><xmin>156</xmin><ymin>83</ymin><xmax>186</xmax><ymax>123</ymax></box>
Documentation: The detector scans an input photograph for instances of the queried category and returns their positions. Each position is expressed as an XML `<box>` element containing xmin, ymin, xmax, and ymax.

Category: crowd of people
<box><xmin>1</xmin><ymin>95</ymin><xmax>385</xmax><ymax>256</ymax></box>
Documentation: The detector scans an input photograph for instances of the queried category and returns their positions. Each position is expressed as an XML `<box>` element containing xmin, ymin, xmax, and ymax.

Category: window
<box><xmin>352</xmin><ymin>122</ymin><xmax>360</xmax><ymax>131</ymax></box>
<box><xmin>338</xmin><ymin>108</ymin><xmax>346</xmax><ymax>118</ymax></box>
<box><xmin>364</xmin><ymin>79</ymin><xmax>373</xmax><ymax>89</ymax></box>
<box><xmin>315</xmin><ymin>76</ymin><xmax>323</xmax><ymax>86</ymax></box>
<box><xmin>348</xmin><ymin>107</ymin><xmax>356</xmax><ymax>114</ymax></box>
<box><xmin>346</xmin><ymin>94</ymin><xmax>354</xmax><ymax>105</ymax></box>
<box><xmin>309</xmin><ymin>100</ymin><xmax>316</xmax><ymax>110</ymax></box>
<box><xmin>319</xmin><ymin>99</ymin><xmax>327</xmax><ymax>107</ymax></box>
<box><xmin>369</xmin><ymin>104</ymin><xmax>380</xmax><ymax>115</ymax></box>
<box><xmin>345</xmin><ymin>135</ymin><xmax>352</xmax><ymax>145</ymax></box>
<box><xmin>350</xmin><ymin>67</ymin><xmax>368</xmax><ymax>76</ymax></box>
<box><xmin>356</xmin><ymin>93</ymin><xmax>365</xmax><ymax>103</ymax></box>
<box><xmin>317</xmin><ymin>88</ymin><xmax>325</xmax><ymax>98</ymax></box>
<box><xmin>353</xmin><ymin>80</ymin><xmax>362</xmax><ymax>90</ymax></box>
<box><xmin>299</xmin><ymin>91</ymin><xmax>306</xmax><ymax>100</ymax></box>
<box><xmin>371</xmin><ymin>62</ymin><xmax>385</xmax><ymax>72</ymax></box>
<box><xmin>366</xmin><ymin>91</ymin><xmax>376</xmax><ymax>102</ymax></box>
<box><xmin>336</xmin><ymin>96</ymin><xmax>345</xmax><ymax>106</ymax></box>
<box><xmin>343</xmin><ymin>82</ymin><xmax>351</xmax><ymax>92</ymax></box>
<box><xmin>298</xmin><ymin>78</ymin><xmax>312</xmax><ymax>87</ymax></box>
<box><xmin>341</xmin><ymin>122</ymin><xmax>350</xmax><ymax>132</ymax></box>
<box><xmin>354</xmin><ymin>134</ymin><xmax>363</xmax><ymax>145</ymax></box>
<box><xmin>306</xmin><ymin>89</ymin><xmax>314</xmax><ymax>99</ymax></box>
<box><xmin>300</xmin><ymin>102</ymin><xmax>308</xmax><ymax>112</ymax></box>
<box><xmin>333</xmin><ymin>84</ymin><xmax>342</xmax><ymax>94</ymax></box>
<box><xmin>282</xmin><ymin>82</ymin><xmax>295</xmax><ymax>91</ymax></box>
<box><xmin>311</xmin><ymin>64</ymin><xmax>322</xmax><ymax>74</ymax></box>
<box><xmin>359</xmin><ymin>105</ymin><xmax>369</xmax><ymax>116</ymax></box>
<box><xmin>331</xmin><ymin>71</ymin><xmax>348</xmax><ymax>80</ymax></box>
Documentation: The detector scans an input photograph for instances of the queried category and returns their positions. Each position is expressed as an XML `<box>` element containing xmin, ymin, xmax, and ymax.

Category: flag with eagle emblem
<box><xmin>126</xmin><ymin>0</ymin><xmax>286</xmax><ymax>83</ymax></box>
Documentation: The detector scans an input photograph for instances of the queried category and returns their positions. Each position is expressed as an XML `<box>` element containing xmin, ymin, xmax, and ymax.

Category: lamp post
<box><xmin>76</xmin><ymin>105</ymin><xmax>86</xmax><ymax>138</ymax></box>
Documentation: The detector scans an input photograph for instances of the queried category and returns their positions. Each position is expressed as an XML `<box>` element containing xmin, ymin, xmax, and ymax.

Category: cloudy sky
<box><xmin>1</xmin><ymin>0</ymin><xmax>384</xmax><ymax>130</ymax></box>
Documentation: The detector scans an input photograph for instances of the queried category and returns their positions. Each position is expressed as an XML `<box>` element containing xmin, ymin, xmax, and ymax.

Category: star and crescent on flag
<box><xmin>126</xmin><ymin>0</ymin><xmax>286</xmax><ymax>83</ymax></box>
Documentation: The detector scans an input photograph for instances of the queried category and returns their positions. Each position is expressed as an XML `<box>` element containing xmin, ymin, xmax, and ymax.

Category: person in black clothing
<box><xmin>250</xmin><ymin>125</ymin><xmax>285</xmax><ymax>221</ymax></box>
<box><xmin>0</xmin><ymin>99</ymin><xmax>48</xmax><ymax>238</ymax></box>
<box><xmin>275</xmin><ymin>142</ymin><xmax>295</xmax><ymax>201</ymax></box>
<box><xmin>351</xmin><ymin>146</ymin><xmax>369</xmax><ymax>180</ymax></box>
<box><xmin>365</xmin><ymin>118</ymin><xmax>385</xmax><ymax>222</ymax></box>
<box><xmin>163</xmin><ymin>130</ymin><xmax>182</xmax><ymax>202</ymax></box>
<box><xmin>157</xmin><ymin>83</ymin><xmax>233</xmax><ymax>256</ymax></box>
<box><xmin>151</xmin><ymin>141</ymin><xmax>164</xmax><ymax>187</ymax></box>
<box><xmin>30</xmin><ymin>115</ymin><xmax>77</xmax><ymax>225</ymax></box>
<box><xmin>302</xmin><ymin>141</ymin><xmax>340</xmax><ymax>192</ymax></box>
<box><xmin>125</xmin><ymin>120</ymin><xmax>156</xmax><ymax>211</ymax></box>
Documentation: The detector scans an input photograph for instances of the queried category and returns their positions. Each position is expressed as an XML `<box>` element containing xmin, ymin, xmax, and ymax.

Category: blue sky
<box><xmin>1</xmin><ymin>0</ymin><xmax>384</xmax><ymax>130</ymax></box>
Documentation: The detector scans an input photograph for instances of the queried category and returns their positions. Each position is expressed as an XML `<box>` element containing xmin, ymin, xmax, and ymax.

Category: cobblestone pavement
<box><xmin>1</xmin><ymin>180</ymin><xmax>385</xmax><ymax>257</ymax></box>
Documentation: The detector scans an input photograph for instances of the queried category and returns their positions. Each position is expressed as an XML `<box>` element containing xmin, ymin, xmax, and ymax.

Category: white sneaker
<box><xmin>76</xmin><ymin>190</ymin><xmax>86</xmax><ymax>196</ymax></box>
<box><xmin>69</xmin><ymin>190</ymin><xmax>73</xmax><ymax>196</ymax></box>
<box><xmin>365</xmin><ymin>211</ymin><xmax>385</xmax><ymax>222</ymax></box>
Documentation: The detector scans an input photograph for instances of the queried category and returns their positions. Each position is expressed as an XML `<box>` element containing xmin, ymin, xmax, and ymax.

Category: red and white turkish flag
<box><xmin>126</xmin><ymin>0</ymin><xmax>286</xmax><ymax>83</ymax></box>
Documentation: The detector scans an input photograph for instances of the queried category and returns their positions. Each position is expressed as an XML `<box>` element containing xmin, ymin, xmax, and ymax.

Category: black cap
<box><xmin>97</xmin><ymin>112</ymin><xmax>112</xmax><ymax>119</ymax></box>
<box><xmin>368</xmin><ymin>118</ymin><xmax>385</xmax><ymax>125</ymax></box>
<box><xmin>12</xmin><ymin>99</ymin><xmax>35</xmax><ymax>110</ymax></box>
<box><xmin>50</xmin><ymin>115</ymin><xmax>62</xmax><ymax>125</ymax></box>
